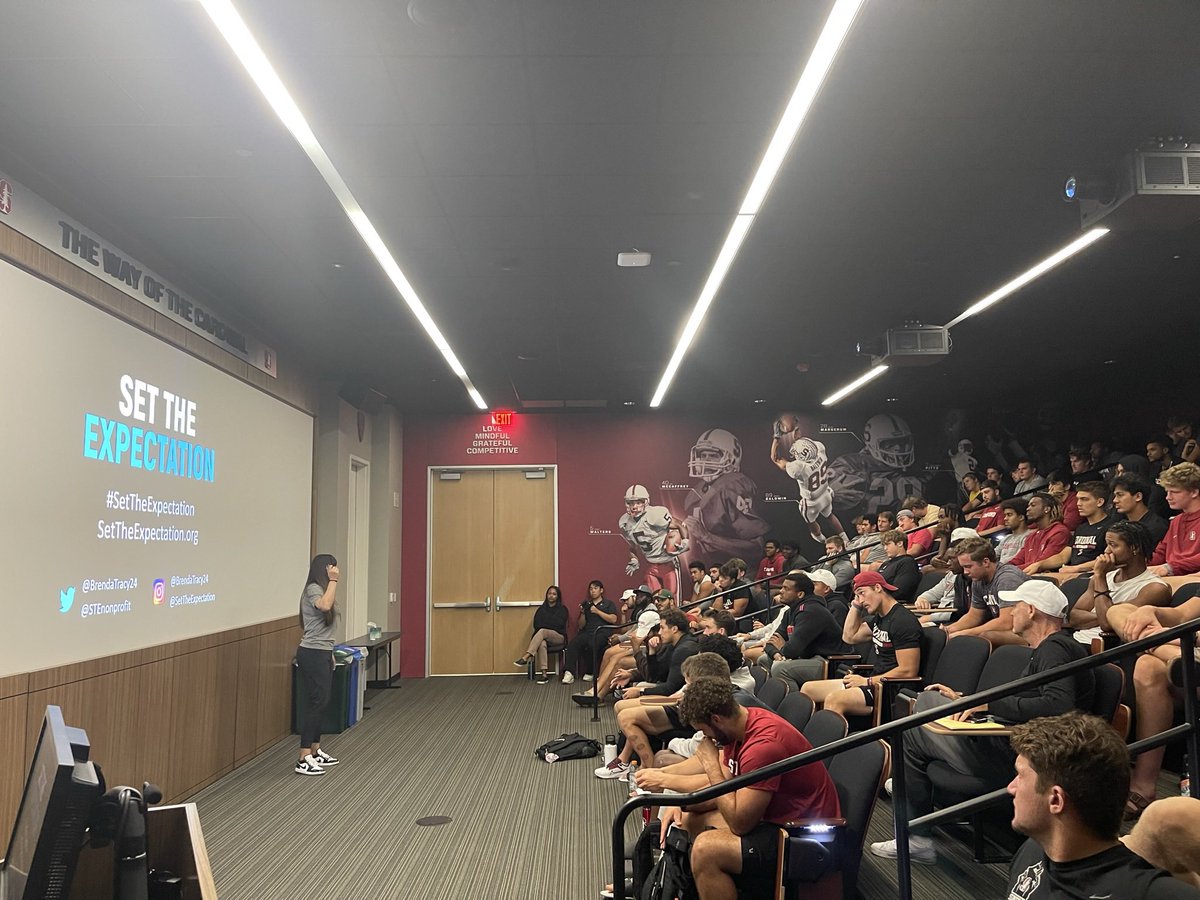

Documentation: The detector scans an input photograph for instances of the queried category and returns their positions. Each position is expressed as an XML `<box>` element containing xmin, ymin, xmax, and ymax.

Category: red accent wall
<box><xmin>399</xmin><ymin>410</ymin><xmax>806</xmax><ymax>676</ymax></box>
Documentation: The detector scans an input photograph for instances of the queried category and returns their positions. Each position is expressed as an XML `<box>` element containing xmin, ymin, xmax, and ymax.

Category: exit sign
<box><xmin>490</xmin><ymin>410</ymin><xmax>514</xmax><ymax>426</ymax></box>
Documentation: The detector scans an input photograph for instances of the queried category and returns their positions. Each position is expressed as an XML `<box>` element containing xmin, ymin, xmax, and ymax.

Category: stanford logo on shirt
<box><xmin>1007</xmin><ymin>860</ymin><xmax>1043</xmax><ymax>899</ymax></box>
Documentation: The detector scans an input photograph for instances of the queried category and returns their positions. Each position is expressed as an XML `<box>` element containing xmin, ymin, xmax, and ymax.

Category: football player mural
<box><xmin>618</xmin><ymin>483</ymin><xmax>687</xmax><ymax>596</ymax></box>
<box><xmin>770</xmin><ymin>414</ymin><xmax>846</xmax><ymax>544</ymax></box>
<box><xmin>827</xmin><ymin>412</ymin><xmax>927</xmax><ymax>516</ymax></box>
<box><xmin>681</xmin><ymin>428</ymin><xmax>769</xmax><ymax>563</ymax></box>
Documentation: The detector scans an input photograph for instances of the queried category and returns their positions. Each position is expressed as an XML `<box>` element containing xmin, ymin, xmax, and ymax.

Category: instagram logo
<box><xmin>152</xmin><ymin>579</ymin><xmax>165</xmax><ymax>605</ymax></box>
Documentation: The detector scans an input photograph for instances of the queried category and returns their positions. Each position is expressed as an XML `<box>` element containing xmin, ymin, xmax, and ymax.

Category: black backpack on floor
<box><xmin>534</xmin><ymin>732</ymin><xmax>601</xmax><ymax>762</ymax></box>
<box><xmin>642</xmin><ymin>824</ymin><xmax>696</xmax><ymax>900</ymax></box>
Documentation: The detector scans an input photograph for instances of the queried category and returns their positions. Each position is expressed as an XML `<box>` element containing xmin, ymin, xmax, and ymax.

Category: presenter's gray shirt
<box><xmin>299</xmin><ymin>583</ymin><xmax>335</xmax><ymax>650</ymax></box>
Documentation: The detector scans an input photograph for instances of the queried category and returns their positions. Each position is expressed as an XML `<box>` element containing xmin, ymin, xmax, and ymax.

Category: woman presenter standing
<box><xmin>295</xmin><ymin>554</ymin><xmax>341</xmax><ymax>776</ymax></box>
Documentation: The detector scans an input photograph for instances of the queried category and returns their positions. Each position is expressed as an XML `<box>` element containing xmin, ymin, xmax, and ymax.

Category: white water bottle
<box><xmin>603</xmin><ymin>734</ymin><xmax>618</xmax><ymax>765</ymax></box>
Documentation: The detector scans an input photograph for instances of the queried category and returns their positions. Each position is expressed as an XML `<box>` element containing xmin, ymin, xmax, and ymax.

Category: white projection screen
<box><xmin>0</xmin><ymin>259</ymin><xmax>313</xmax><ymax>677</ymax></box>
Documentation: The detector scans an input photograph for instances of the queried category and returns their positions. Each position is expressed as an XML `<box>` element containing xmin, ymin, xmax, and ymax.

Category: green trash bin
<box><xmin>292</xmin><ymin>659</ymin><xmax>352</xmax><ymax>735</ymax></box>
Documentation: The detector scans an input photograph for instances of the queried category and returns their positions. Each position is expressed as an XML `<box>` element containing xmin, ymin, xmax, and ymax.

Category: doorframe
<box><xmin>346</xmin><ymin>454</ymin><xmax>370</xmax><ymax>641</ymax></box>
<box><xmin>425</xmin><ymin>465</ymin><xmax>559</xmax><ymax>676</ymax></box>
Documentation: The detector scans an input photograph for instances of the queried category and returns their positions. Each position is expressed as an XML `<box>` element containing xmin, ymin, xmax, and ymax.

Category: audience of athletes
<box><xmin>545</xmin><ymin>416</ymin><xmax>1200</xmax><ymax>899</ymax></box>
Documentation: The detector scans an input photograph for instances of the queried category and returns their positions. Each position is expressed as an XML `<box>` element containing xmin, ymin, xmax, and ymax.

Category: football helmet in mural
<box><xmin>689</xmin><ymin>428</ymin><xmax>743</xmax><ymax>481</ymax></box>
<box><xmin>862</xmin><ymin>413</ymin><xmax>915</xmax><ymax>470</ymax></box>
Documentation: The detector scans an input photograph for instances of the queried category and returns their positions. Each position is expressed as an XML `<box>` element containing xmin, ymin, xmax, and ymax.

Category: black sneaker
<box><xmin>535</xmin><ymin>673</ymin><xmax>551</xmax><ymax>684</ymax></box>
<box><xmin>314</xmin><ymin>749</ymin><xmax>339</xmax><ymax>766</ymax></box>
<box><xmin>295</xmin><ymin>756</ymin><xmax>325</xmax><ymax>776</ymax></box>
<box><xmin>514</xmin><ymin>657</ymin><xmax>530</xmax><ymax>668</ymax></box>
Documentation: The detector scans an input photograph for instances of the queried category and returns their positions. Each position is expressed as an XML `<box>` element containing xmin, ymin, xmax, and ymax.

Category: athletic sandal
<box><xmin>1123</xmin><ymin>791</ymin><xmax>1153</xmax><ymax>822</ymax></box>
<box><xmin>572</xmin><ymin>692</ymin><xmax>598</xmax><ymax>706</ymax></box>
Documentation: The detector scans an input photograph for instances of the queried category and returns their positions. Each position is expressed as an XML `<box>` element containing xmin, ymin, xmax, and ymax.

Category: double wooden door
<box><xmin>428</xmin><ymin>468</ymin><xmax>556</xmax><ymax>675</ymax></box>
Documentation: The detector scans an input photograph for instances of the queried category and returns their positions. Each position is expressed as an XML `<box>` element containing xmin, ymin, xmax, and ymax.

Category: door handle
<box><xmin>497</xmin><ymin>601</ymin><xmax>539</xmax><ymax>608</ymax></box>
<box><xmin>486</xmin><ymin>596</ymin><xmax>492</xmax><ymax>612</ymax></box>
<box><xmin>432</xmin><ymin>602</ymin><xmax>489</xmax><ymax>609</ymax></box>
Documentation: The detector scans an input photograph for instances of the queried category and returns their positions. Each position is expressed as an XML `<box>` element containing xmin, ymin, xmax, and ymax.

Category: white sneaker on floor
<box><xmin>594</xmin><ymin>759</ymin><xmax>630</xmax><ymax>780</ymax></box>
<box><xmin>562</xmin><ymin>671</ymin><xmax>575</xmax><ymax>685</ymax></box>
<box><xmin>294</xmin><ymin>755</ymin><xmax>325</xmax><ymax>776</ymax></box>
<box><xmin>582</xmin><ymin>674</ymin><xmax>594</xmax><ymax>682</ymax></box>
<box><xmin>314</xmin><ymin>749</ymin><xmax>339</xmax><ymax>766</ymax></box>
<box><xmin>869</xmin><ymin>837</ymin><xmax>937</xmax><ymax>865</ymax></box>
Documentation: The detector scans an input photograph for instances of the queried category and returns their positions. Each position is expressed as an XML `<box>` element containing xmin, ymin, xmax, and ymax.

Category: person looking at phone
<box><xmin>871</xmin><ymin>579</ymin><xmax>1093</xmax><ymax>864</ymax></box>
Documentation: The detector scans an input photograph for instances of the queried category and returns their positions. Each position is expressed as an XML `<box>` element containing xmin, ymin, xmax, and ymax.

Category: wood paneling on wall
<box><xmin>3</xmin><ymin>617</ymin><xmax>301</xmax><ymax>839</ymax></box>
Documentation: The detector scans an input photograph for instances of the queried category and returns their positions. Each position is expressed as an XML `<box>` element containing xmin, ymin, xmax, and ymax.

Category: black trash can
<box><xmin>292</xmin><ymin>659</ymin><xmax>352</xmax><ymax>735</ymax></box>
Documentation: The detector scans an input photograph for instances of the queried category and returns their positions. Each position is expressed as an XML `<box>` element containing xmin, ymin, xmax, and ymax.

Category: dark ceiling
<box><xmin>1</xmin><ymin>0</ymin><xmax>1198</xmax><ymax>413</ymax></box>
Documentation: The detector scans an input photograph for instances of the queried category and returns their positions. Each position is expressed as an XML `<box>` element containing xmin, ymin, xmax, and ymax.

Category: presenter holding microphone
<box><xmin>295</xmin><ymin>554</ymin><xmax>341</xmax><ymax>776</ymax></box>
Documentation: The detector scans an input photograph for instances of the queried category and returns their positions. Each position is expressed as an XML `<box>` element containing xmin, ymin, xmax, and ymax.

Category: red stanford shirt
<box><xmin>722</xmin><ymin>707</ymin><xmax>841</xmax><ymax>825</ymax></box>
<box><xmin>1149</xmin><ymin>508</ymin><xmax>1200</xmax><ymax>575</ymax></box>
<box><xmin>1009</xmin><ymin>522</ymin><xmax>1072</xmax><ymax>570</ymax></box>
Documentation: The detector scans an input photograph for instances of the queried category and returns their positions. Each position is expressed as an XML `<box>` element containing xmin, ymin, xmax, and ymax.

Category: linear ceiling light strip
<box><xmin>820</xmin><ymin>364</ymin><xmax>888</xmax><ymax>407</ymax></box>
<box><xmin>943</xmin><ymin>227</ymin><xmax>1110</xmax><ymax>328</ymax></box>
<box><xmin>198</xmin><ymin>0</ymin><xmax>488</xmax><ymax>409</ymax></box>
<box><xmin>820</xmin><ymin>226</ymin><xmax>1111</xmax><ymax>406</ymax></box>
<box><xmin>649</xmin><ymin>0</ymin><xmax>866</xmax><ymax>408</ymax></box>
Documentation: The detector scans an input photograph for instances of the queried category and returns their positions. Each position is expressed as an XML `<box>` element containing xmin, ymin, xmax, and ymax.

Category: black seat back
<box><xmin>1173</xmin><ymin>582</ymin><xmax>1200</xmax><ymax>607</ymax></box>
<box><xmin>757</xmin><ymin>676</ymin><xmax>790</xmax><ymax>710</ymax></box>
<box><xmin>976</xmin><ymin>645</ymin><xmax>1033</xmax><ymax>691</ymax></box>
<box><xmin>930</xmin><ymin>634</ymin><xmax>990</xmax><ymax>695</ymax></box>
<box><xmin>750</xmin><ymin>664</ymin><xmax>768</xmax><ymax>694</ymax></box>
<box><xmin>1058</xmin><ymin>577</ymin><xmax>1090</xmax><ymax>614</ymax></box>
<box><xmin>1090</xmin><ymin>663</ymin><xmax>1124</xmax><ymax>722</ymax></box>
<box><xmin>918</xmin><ymin>625</ymin><xmax>946</xmax><ymax>683</ymax></box>
<box><xmin>802</xmin><ymin>709</ymin><xmax>849</xmax><ymax>757</ymax></box>
<box><xmin>827</xmin><ymin>740</ymin><xmax>890</xmax><ymax>898</ymax></box>
<box><xmin>916</xmin><ymin>569</ymin><xmax>946</xmax><ymax>597</ymax></box>
<box><xmin>777</xmin><ymin>692</ymin><xmax>815</xmax><ymax>733</ymax></box>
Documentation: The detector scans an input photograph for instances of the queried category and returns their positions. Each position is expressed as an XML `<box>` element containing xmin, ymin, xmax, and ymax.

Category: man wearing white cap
<box><xmin>871</xmin><ymin>579</ymin><xmax>1095</xmax><ymax>865</ymax></box>
<box><xmin>913</xmin><ymin>528</ymin><xmax>978</xmax><ymax>625</ymax></box>
<box><xmin>808</xmin><ymin>568</ymin><xmax>850</xmax><ymax>629</ymax></box>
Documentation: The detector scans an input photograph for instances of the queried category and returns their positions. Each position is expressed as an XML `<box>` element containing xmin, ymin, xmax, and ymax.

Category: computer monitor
<box><xmin>1</xmin><ymin>705</ymin><xmax>102</xmax><ymax>900</ymax></box>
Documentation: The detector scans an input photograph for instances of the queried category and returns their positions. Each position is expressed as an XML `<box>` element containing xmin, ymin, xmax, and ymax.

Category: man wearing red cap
<box><xmin>800</xmin><ymin>571</ymin><xmax>923</xmax><ymax>718</ymax></box>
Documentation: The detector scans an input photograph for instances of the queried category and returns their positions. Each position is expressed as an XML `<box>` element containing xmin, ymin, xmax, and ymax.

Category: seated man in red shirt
<box><xmin>897</xmin><ymin>508</ymin><xmax>935</xmax><ymax>559</ymax></box>
<box><xmin>646</xmin><ymin>677</ymin><xmax>840</xmax><ymax>900</ymax></box>
<box><xmin>1149</xmin><ymin>462</ymin><xmax>1200</xmax><ymax>581</ymax></box>
<box><xmin>1009</xmin><ymin>493</ymin><xmax>1073</xmax><ymax>576</ymax></box>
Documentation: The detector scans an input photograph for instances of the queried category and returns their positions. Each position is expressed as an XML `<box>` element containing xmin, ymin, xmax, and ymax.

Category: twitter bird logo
<box><xmin>59</xmin><ymin>586</ymin><xmax>76</xmax><ymax>613</ymax></box>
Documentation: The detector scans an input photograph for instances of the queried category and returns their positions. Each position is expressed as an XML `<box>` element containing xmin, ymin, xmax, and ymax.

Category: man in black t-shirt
<box><xmin>1005</xmin><ymin>712</ymin><xmax>1200</xmax><ymax>899</ymax></box>
<box><xmin>562</xmin><ymin>580</ymin><xmax>619</xmax><ymax>683</ymax></box>
<box><xmin>800</xmin><ymin>571</ymin><xmax>922</xmax><ymax>718</ymax></box>
<box><xmin>1049</xmin><ymin>480</ymin><xmax>1119</xmax><ymax>583</ymax></box>
<box><xmin>877</xmin><ymin>528</ymin><xmax>921</xmax><ymax>602</ymax></box>
<box><xmin>761</xmin><ymin>572</ymin><xmax>845</xmax><ymax>690</ymax></box>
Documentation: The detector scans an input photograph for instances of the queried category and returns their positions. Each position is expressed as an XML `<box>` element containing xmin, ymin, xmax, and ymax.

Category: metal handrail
<box><xmin>608</xmin><ymin>616</ymin><xmax>1200</xmax><ymax>900</ymax></box>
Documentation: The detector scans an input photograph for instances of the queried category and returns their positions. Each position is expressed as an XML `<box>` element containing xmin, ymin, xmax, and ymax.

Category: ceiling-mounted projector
<box><xmin>1065</xmin><ymin>140</ymin><xmax>1200</xmax><ymax>230</ymax></box>
<box><xmin>857</xmin><ymin>324</ymin><xmax>950</xmax><ymax>368</ymax></box>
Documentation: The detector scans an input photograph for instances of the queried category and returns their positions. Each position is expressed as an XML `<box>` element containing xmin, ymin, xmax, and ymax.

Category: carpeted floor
<box><xmin>190</xmin><ymin>676</ymin><xmax>1022</xmax><ymax>900</ymax></box>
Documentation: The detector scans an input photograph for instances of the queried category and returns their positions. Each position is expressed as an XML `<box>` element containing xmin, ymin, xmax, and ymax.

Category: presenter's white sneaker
<box><xmin>314</xmin><ymin>749</ymin><xmax>339</xmax><ymax>766</ymax></box>
<box><xmin>295</xmin><ymin>755</ymin><xmax>326</xmax><ymax>776</ymax></box>
<box><xmin>869</xmin><ymin>836</ymin><xmax>937</xmax><ymax>865</ymax></box>
<box><xmin>561</xmin><ymin>672</ymin><xmax>575</xmax><ymax>685</ymax></box>
<box><xmin>582</xmin><ymin>674</ymin><xmax>594</xmax><ymax>682</ymax></box>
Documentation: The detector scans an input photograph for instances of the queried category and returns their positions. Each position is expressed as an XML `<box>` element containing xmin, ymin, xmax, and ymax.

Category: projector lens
<box><xmin>1064</xmin><ymin>176</ymin><xmax>1077</xmax><ymax>201</ymax></box>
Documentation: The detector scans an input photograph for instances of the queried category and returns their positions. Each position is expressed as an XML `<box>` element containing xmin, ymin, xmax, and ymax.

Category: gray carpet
<box><xmin>191</xmin><ymin>676</ymin><xmax>1017</xmax><ymax>900</ymax></box>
